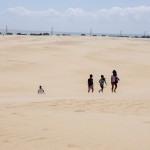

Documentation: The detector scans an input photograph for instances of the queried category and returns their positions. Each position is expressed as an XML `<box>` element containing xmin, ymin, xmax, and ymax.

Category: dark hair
<box><xmin>90</xmin><ymin>74</ymin><xmax>93</xmax><ymax>78</ymax></box>
<box><xmin>101</xmin><ymin>75</ymin><xmax>104</xmax><ymax>78</ymax></box>
<box><xmin>112</xmin><ymin>70</ymin><xmax>117</xmax><ymax>76</ymax></box>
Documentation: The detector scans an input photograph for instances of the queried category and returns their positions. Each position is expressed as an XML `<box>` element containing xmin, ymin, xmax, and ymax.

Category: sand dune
<box><xmin>0</xmin><ymin>35</ymin><xmax>150</xmax><ymax>150</ymax></box>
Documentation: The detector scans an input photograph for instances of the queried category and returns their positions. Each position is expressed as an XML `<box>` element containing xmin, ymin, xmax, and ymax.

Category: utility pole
<box><xmin>120</xmin><ymin>30</ymin><xmax>122</xmax><ymax>37</ymax></box>
<box><xmin>90</xmin><ymin>28</ymin><xmax>92</xmax><ymax>36</ymax></box>
<box><xmin>6</xmin><ymin>25</ymin><xmax>8</xmax><ymax>35</ymax></box>
<box><xmin>51</xmin><ymin>27</ymin><xmax>53</xmax><ymax>35</ymax></box>
<box><xmin>144</xmin><ymin>31</ymin><xmax>146</xmax><ymax>37</ymax></box>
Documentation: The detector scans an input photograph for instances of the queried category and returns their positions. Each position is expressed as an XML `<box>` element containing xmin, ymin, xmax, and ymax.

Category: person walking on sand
<box><xmin>38</xmin><ymin>85</ymin><xmax>45</xmax><ymax>94</ymax></box>
<box><xmin>99</xmin><ymin>75</ymin><xmax>107</xmax><ymax>93</ymax></box>
<box><xmin>111</xmin><ymin>70</ymin><xmax>120</xmax><ymax>93</ymax></box>
<box><xmin>88</xmin><ymin>74</ymin><xmax>94</xmax><ymax>93</ymax></box>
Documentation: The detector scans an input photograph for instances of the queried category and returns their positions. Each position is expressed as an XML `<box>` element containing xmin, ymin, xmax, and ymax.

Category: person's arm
<box><xmin>42</xmin><ymin>89</ymin><xmax>45</xmax><ymax>94</ymax></box>
<box><xmin>99</xmin><ymin>79</ymin><xmax>101</xmax><ymax>84</ymax></box>
<box><xmin>116</xmin><ymin>77</ymin><xmax>120</xmax><ymax>81</ymax></box>
<box><xmin>38</xmin><ymin>89</ymin><xmax>40</xmax><ymax>94</ymax></box>
<box><xmin>111</xmin><ymin>76</ymin><xmax>113</xmax><ymax>84</ymax></box>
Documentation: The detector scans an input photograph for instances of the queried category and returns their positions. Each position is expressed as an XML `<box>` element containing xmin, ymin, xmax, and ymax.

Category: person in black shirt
<box><xmin>88</xmin><ymin>74</ymin><xmax>94</xmax><ymax>93</ymax></box>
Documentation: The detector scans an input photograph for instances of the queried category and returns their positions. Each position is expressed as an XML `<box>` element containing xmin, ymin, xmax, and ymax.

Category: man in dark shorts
<box><xmin>88</xmin><ymin>74</ymin><xmax>94</xmax><ymax>93</ymax></box>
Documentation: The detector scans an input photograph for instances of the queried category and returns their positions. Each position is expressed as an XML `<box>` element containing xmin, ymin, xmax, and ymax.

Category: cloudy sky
<box><xmin>0</xmin><ymin>0</ymin><xmax>150</xmax><ymax>34</ymax></box>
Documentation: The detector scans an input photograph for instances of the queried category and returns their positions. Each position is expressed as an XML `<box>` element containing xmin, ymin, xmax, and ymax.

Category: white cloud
<box><xmin>0</xmin><ymin>6</ymin><xmax>150</xmax><ymax>34</ymax></box>
<box><xmin>1</xmin><ymin>6</ymin><xmax>150</xmax><ymax>19</ymax></box>
<box><xmin>65</xmin><ymin>8</ymin><xmax>89</xmax><ymax>17</ymax></box>
<box><xmin>96</xmin><ymin>6</ymin><xmax>150</xmax><ymax>20</ymax></box>
<box><xmin>2</xmin><ymin>7</ymin><xmax>61</xmax><ymax>17</ymax></box>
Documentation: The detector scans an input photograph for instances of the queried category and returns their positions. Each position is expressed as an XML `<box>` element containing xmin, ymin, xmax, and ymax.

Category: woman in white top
<box><xmin>111</xmin><ymin>70</ymin><xmax>120</xmax><ymax>93</ymax></box>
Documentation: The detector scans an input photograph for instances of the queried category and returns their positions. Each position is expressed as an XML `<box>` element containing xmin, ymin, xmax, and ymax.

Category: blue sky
<box><xmin>0</xmin><ymin>0</ymin><xmax>150</xmax><ymax>34</ymax></box>
<box><xmin>1</xmin><ymin>0</ymin><xmax>150</xmax><ymax>11</ymax></box>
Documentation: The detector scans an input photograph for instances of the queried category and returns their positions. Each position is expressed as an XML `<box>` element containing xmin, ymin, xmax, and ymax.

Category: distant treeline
<box><xmin>0</xmin><ymin>32</ymin><xmax>150</xmax><ymax>38</ymax></box>
<box><xmin>30</xmin><ymin>33</ymin><xmax>50</xmax><ymax>36</ymax></box>
<box><xmin>6</xmin><ymin>33</ymin><xmax>13</xmax><ymax>35</ymax></box>
<box><xmin>17</xmin><ymin>33</ymin><xmax>27</xmax><ymax>35</ymax></box>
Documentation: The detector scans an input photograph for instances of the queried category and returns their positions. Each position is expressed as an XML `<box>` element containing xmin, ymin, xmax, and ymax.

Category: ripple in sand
<box><xmin>67</xmin><ymin>144</ymin><xmax>80</xmax><ymax>148</ymax></box>
<box><xmin>11</xmin><ymin>112</ymin><xmax>20</xmax><ymax>115</ymax></box>
<box><xmin>26</xmin><ymin>137</ymin><xmax>48</xmax><ymax>142</ymax></box>
<box><xmin>74</xmin><ymin>110</ymin><xmax>85</xmax><ymax>112</ymax></box>
<box><xmin>2</xmin><ymin>140</ymin><xmax>10</xmax><ymax>143</ymax></box>
<box><xmin>143</xmin><ymin>121</ymin><xmax>150</xmax><ymax>124</ymax></box>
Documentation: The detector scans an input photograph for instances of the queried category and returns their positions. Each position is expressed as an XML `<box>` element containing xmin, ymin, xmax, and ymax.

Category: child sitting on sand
<box><xmin>38</xmin><ymin>85</ymin><xmax>45</xmax><ymax>94</ymax></box>
<box><xmin>99</xmin><ymin>75</ymin><xmax>107</xmax><ymax>93</ymax></box>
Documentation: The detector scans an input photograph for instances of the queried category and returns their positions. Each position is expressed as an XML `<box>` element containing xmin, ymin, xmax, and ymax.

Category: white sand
<box><xmin>0</xmin><ymin>35</ymin><xmax>150</xmax><ymax>150</ymax></box>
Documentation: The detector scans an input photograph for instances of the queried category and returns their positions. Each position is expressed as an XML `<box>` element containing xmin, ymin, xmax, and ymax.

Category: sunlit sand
<box><xmin>0</xmin><ymin>35</ymin><xmax>150</xmax><ymax>150</ymax></box>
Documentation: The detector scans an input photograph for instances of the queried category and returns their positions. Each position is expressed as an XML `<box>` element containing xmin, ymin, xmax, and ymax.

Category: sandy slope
<box><xmin>0</xmin><ymin>35</ymin><xmax>150</xmax><ymax>150</ymax></box>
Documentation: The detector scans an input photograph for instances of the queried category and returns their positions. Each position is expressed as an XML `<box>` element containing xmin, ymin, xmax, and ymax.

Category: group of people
<box><xmin>88</xmin><ymin>70</ymin><xmax>120</xmax><ymax>93</ymax></box>
<box><xmin>37</xmin><ymin>70</ymin><xmax>120</xmax><ymax>94</ymax></box>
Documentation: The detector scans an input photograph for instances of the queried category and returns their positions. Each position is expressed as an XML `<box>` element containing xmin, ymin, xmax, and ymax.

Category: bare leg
<box><xmin>100</xmin><ymin>88</ymin><xmax>104</xmax><ymax>93</ymax></box>
<box><xmin>92</xmin><ymin>87</ymin><xmax>94</xmax><ymax>93</ymax></box>
<box><xmin>114</xmin><ymin>83</ymin><xmax>117</xmax><ymax>92</ymax></box>
<box><xmin>99</xmin><ymin>85</ymin><xmax>103</xmax><ymax>93</ymax></box>
<box><xmin>111</xmin><ymin>84</ymin><xmax>114</xmax><ymax>93</ymax></box>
